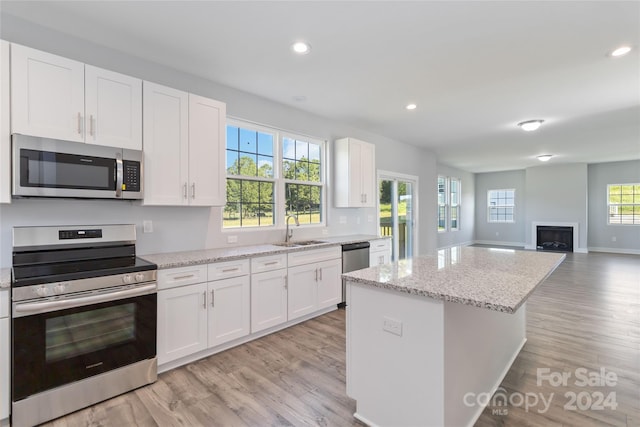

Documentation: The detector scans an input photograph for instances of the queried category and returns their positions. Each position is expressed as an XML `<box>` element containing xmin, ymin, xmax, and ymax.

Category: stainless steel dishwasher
<box><xmin>340</xmin><ymin>241</ymin><xmax>370</xmax><ymax>306</ymax></box>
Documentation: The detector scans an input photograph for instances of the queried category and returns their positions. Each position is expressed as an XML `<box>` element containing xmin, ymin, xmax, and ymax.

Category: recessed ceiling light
<box><xmin>406</xmin><ymin>103</ymin><xmax>417</xmax><ymax>110</ymax></box>
<box><xmin>518</xmin><ymin>119</ymin><xmax>544</xmax><ymax>131</ymax></box>
<box><xmin>292</xmin><ymin>41</ymin><xmax>311</xmax><ymax>55</ymax></box>
<box><xmin>611</xmin><ymin>46</ymin><xmax>632</xmax><ymax>57</ymax></box>
<box><xmin>537</xmin><ymin>154</ymin><xmax>553</xmax><ymax>162</ymax></box>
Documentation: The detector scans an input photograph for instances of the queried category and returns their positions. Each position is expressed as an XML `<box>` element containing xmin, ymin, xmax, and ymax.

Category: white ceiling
<box><xmin>1</xmin><ymin>1</ymin><xmax>639</xmax><ymax>173</ymax></box>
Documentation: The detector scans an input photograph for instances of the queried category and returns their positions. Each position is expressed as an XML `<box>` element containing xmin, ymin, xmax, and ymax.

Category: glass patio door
<box><xmin>379</xmin><ymin>173</ymin><xmax>417</xmax><ymax>261</ymax></box>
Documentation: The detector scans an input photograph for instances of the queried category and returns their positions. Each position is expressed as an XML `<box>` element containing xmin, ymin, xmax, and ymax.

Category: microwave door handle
<box><xmin>115</xmin><ymin>152</ymin><xmax>123</xmax><ymax>198</ymax></box>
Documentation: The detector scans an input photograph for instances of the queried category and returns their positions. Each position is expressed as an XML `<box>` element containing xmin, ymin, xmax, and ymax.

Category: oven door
<box><xmin>12</xmin><ymin>286</ymin><xmax>156</xmax><ymax>401</ymax></box>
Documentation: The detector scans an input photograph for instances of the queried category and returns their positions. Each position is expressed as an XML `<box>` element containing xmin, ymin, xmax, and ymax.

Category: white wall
<box><xmin>588</xmin><ymin>160</ymin><xmax>640</xmax><ymax>253</ymax></box>
<box><xmin>474</xmin><ymin>170</ymin><xmax>526</xmax><ymax>246</ymax></box>
<box><xmin>524</xmin><ymin>163</ymin><xmax>588</xmax><ymax>251</ymax></box>
<box><xmin>436</xmin><ymin>164</ymin><xmax>474</xmax><ymax>248</ymax></box>
<box><xmin>0</xmin><ymin>15</ymin><xmax>438</xmax><ymax>266</ymax></box>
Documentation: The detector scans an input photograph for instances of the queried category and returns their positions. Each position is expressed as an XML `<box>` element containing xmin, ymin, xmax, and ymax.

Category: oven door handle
<box><xmin>13</xmin><ymin>283</ymin><xmax>157</xmax><ymax>316</ymax></box>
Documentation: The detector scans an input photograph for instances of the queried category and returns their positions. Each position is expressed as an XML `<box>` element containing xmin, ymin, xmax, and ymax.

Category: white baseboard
<box><xmin>475</xmin><ymin>240</ymin><xmax>526</xmax><ymax>248</ymax></box>
<box><xmin>438</xmin><ymin>240</ymin><xmax>474</xmax><ymax>249</ymax></box>
<box><xmin>525</xmin><ymin>244</ymin><xmax>588</xmax><ymax>253</ymax></box>
<box><xmin>589</xmin><ymin>247</ymin><xmax>640</xmax><ymax>255</ymax></box>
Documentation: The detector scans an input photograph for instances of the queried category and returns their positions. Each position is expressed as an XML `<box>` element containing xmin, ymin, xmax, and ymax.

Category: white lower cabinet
<box><xmin>369</xmin><ymin>239</ymin><xmax>391</xmax><ymax>266</ymax></box>
<box><xmin>157</xmin><ymin>282</ymin><xmax>208</xmax><ymax>365</ymax></box>
<box><xmin>208</xmin><ymin>275</ymin><xmax>250</xmax><ymax>347</ymax></box>
<box><xmin>287</xmin><ymin>247</ymin><xmax>342</xmax><ymax>321</ymax></box>
<box><xmin>157</xmin><ymin>260</ymin><xmax>250</xmax><ymax>366</ymax></box>
<box><xmin>1</xmin><ymin>289</ymin><xmax>9</xmax><ymax>421</ymax></box>
<box><xmin>251</xmin><ymin>268</ymin><xmax>288</xmax><ymax>333</ymax></box>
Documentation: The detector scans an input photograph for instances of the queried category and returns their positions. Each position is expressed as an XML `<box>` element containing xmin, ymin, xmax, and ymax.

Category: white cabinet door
<box><xmin>11</xmin><ymin>44</ymin><xmax>85</xmax><ymax>142</ymax></box>
<box><xmin>316</xmin><ymin>258</ymin><xmax>342</xmax><ymax>309</ymax></box>
<box><xmin>369</xmin><ymin>251</ymin><xmax>390</xmax><ymax>267</ymax></box>
<box><xmin>334</xmin><ymin>137</ymin><xmax>376</xmax><ymax>207</ymax></box>
<box><xmin>85</xmin><ymin>65</ymin><xmax>142</xmax><ymax>150</ymax></box>
<box><xmin>0</xmin><ymin>40</ymin><xmax>10</xmax><ymax>204</ymax></box>
<box><xmin>157</xmin><ymin>282</ymin><xmax>208</xmax><ymax>365</ymax></box>
<box><xmin>142</xmin><ymin>81</ymin><xmax>189</xmax><ymax>205</ymax></box>
<box><xmin>188</xmin><ymin>94</ymin><xmax>226</xmax><ymax>206</ymax></box>
<box><xmin>251</xmin><ymin>269</ymin><xmax>288</xmax><ymax>333</ymax></box>
<box><xmin>0</xmin><ymin>317</ymin><xmax>8</xmax><ymax>420</ymax></box>
<box><xmin>208</xmin><ymin>275</ymin><xmax>250</xmax><ymax>347</ymax></box>
<box><xmin>287</xmin><ymin>263</ymin><xmax>318</xmax><ymax>320</ymax></box>
<box><xmin>359</xmin><ymin>140</ymin><xmax>376</xmax><ymax>207</ymax></box>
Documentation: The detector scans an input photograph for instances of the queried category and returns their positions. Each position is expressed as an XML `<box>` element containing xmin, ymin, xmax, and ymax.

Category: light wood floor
<box><xmin>43</xmin><ymin>251</ymin><xmax>639</xmax><ymax>427</ymax></box>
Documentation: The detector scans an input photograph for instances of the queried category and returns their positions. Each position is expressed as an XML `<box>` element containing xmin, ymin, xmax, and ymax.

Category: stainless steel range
<box><xmin>11</xmin><ymin>224</ymin><xmax>158</xmax><ymax>427</ymax></box>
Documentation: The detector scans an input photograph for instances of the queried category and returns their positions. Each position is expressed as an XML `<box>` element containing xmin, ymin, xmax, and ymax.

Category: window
<box><xmin>224</xmin><ymin>120</ymin><xmax>325</xmax><ymax>229</ymax></box>
<box><xmin>450</xmin><ymin>178</ymin><xmax>460</xmax><ymax>231</ymax></box>
<box><xmin>608</xmin><ymin>183</ymin><xmax>640</xmax><ymax>225</ymax></box>
<box><xmin>488</xmin><ymin>189</ymin><xmax>515</xmax><ymax>223</ymax></box>
<box><xmin>438</xmin><ymin>176</ymin><xmax>447</xmax><ymax>231</ymax></box>
<box><xmin>283</xmin><ymin>136</ymin><xmax>323</xmax><ymax>224</ymax></box>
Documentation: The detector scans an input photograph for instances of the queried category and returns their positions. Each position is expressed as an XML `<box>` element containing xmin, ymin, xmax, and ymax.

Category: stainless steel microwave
<box><xmin>12</xmin><ymin>134</ymin><xmax>143</xmax><ymax>200</ymax></box>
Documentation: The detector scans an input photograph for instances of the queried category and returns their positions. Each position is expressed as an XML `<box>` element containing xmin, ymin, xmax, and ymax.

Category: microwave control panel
<box><xmin>122</xmin><ymin>160</ymin><xmax>141</xmax><ymax>192</ymax></box>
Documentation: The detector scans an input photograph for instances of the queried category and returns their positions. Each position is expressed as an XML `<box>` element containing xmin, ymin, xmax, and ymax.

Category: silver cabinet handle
<box><xmin>183</xmin><ymin>183</ymin><xmax>188</xmax><ymax>199</ymax></box>
<box><xmin>319</xmin><ymin>268</ymin><xmax>322</xmax><ymax>281</ymax></box>
<box><xmin>315</xmin><ymin>268</ymin><xmax>318</xmax><ymax>282</ymax></box>
<box><xmin>191</xmin><ymin>183</ymin><xmax>196</xmax><ymax>199</ymax></box>
<box><xmin>222</xmin><ymin>267</ymin><xmax>239</xmax><ymax>273</ymax></box>
<box><xmin>77</xmin><ymin>112</ymin><xmax>82</xmax><ymax>135</ymax></box>
<box><xmin>173</xmin><ymin>274</ymin><xmax>195</xmax><ymax>280</ymax></box>
<box><xmin>203</xmin><ymin>291</ymin><xmax>207</xmax><ymax>309</ymax></box>
<box><xmin>211</xmin><ymin>290</ymin><xmax>215</xmax><ymax>308</ymax></box>
<box><xmin>284</xmin><ymin>275</ymin><xmax>288</xmax><ymax>290</ymax></box>
<box><xmin>265</xmin><ymin>261</ymin><xmax>279</xmax><ymax>266</ymax></box>
<box><xmin>89</xmin><ymin>114</ymin><xmax>95</xmax><ymax>138</ymax></box>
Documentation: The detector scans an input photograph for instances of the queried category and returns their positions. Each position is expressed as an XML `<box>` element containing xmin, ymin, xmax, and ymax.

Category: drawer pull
<box><xmin>173</xmin><ymin>274</ymin><xmax>196</xmax><ymax>280</ymax></box>
<box><xmin>222</xmin><ymin>267</ymin><xmax>240</xmax><ymax>273</ymax></box>
<box><xmin>264</xmin><ymin>261</ymin><xmax>279</xmax><ymax>266</ymax></box>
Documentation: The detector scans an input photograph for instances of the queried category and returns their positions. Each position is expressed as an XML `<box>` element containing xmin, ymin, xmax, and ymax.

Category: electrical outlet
<box><xmin>495</xmin><ymin>231</ymin><xmax>500</xmax><ymax>237</ymax></box>
<box><xmin>143</xmin><ymin>220</ymin><xmax>153</xmax><ymax>233</ymax></box>
<box><xmin>383</xmin><ymin>317</ymin><xmax>403</xmax><ymax>336</ymax></box>
<box><xmin>322</xmin><ymin>228</ymin><xmax>328</xmax><ymax>235</ymax></box>
<box><xmin>368</xmin><ymin>215</ymin><xmax>374</xmax><ymax>223</ymax></box>
<box><xmin>227</xmin><ymin>235</ymin><xmax>238</xmax><ymax>243</ymax></box>
<box><xmin>611</xmin><ymin>236</ymin><xmax>617</xmax><ymax>242</ymax></box>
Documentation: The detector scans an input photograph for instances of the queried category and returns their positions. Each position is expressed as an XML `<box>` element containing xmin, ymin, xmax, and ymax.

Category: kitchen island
<box><xmin>343</xmin><ymin>246</ymin><xmax>565</xmax><ymax>427</ymax></box>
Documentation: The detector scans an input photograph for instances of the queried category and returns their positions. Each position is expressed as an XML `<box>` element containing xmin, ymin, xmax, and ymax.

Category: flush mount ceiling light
<box><xmin>537</xmin><ymin>154</ymin><xmax>553</xmax><ymax>162</ymax></box>
<box><xmin>611</xmin><ymin>46</ymin><xmax>632</xmax><ymax>57</ymax></box>
<box><xmin>292</xmin><ymin>41</ymin><xmax>311</xmax><ymax>55</ymax></box>
<box><xmin>518</xmin><ymin>119</ymin><xmax>544</xmax><ymax>131</ymax></box>
<box><xmin>406</xmin><ymin>103</ymin><xmax>417</xmax><ymax>110</ymax></box>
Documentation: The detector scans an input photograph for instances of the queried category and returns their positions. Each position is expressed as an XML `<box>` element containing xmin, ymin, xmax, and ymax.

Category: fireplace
<box><xmin>536</xmin><ymin>226</ymin><xmax>574</xmax><ymax>252</ymax></box>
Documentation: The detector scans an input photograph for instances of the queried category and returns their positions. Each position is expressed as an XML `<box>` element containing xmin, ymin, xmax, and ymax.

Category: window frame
<box><xmin>487</xmin><ymin>188</ymin><xmax>516</xmax><ymax>223</ymax></box>
<box><xmin>224</xmin><ymin>118</ymin><xmax>326</xmax><ymax>230</ymax></box>
<box><xmin>450</xmin><ymin>177</ymin><xmax>461</xmax><ymax>231</ymax></box>
<box><xmin>437</xmin><ymin>176</ymin><xmax>448</xmax><ymax>232</ymax></box>
<box><xmin>607</xmin><ymin>183</ymin><xmax>640</xmax><ymax>226</ymax></box>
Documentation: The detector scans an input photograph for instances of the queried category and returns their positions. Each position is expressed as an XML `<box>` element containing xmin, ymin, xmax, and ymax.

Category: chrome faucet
<box><xmin>285</xmin><ymin>214</ymin><xmax>300</xmax><ymax>243</ymax></box>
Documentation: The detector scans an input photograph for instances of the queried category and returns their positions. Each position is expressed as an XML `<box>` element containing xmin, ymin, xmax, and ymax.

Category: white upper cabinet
<box><xmin>334</xmin><ymin>137</ymin><xmax>376</xmax><ymax>207</ymax></box>
<box><xmin>143</xmin><ymin>81</ymin><xmax>226</xmax><ymax>206</ymax></box>
<box><xmin>142</xmin><ymin>81</ymin><xmax>189</xmax><ymax>205</ymax></box>
<box><xmin>11</xmin><ymin>44</ymin><xmax>85</xmax><ymax>142</ymax></box>
<box><xmin>10</xmin><ymin>44</ymin><xmax>142</xmax><ymax>149</ymax></box>
<box><xmin>0</xmin><ymin>40</ymin><xmax>10</xmax><ymax>204</ymax></box>
<box><xmin>85</xmin><ymin>65</ymin><xmax>142</xmax><ymax>150</ymax></box>
<box><xmin>188</xmin><ymin>94</ymin><xmax>226</xmax><ymax>206</ymax></box>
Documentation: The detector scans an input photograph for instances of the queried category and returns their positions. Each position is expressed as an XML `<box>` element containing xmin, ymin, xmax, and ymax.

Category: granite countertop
<box><xmin>141</xmin><ymin>234</ymin><xmax>389</xmax><ymax>270</ymax></box>
<box><xmin>0</xmin><ymin>267</ymin><xmax>10</xmax><ymax>289</ymax></box>
<box><xmin>342</xmin><ymin>246</ymin><xmax>565</xmax><ymax>314</ymax></box>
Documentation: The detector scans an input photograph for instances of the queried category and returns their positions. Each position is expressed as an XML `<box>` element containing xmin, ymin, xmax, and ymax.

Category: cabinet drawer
<box><xmin>208</xmin><ymin>259</ymin><xmax>250</xmax><ymax>281</ymax></box>
<box><xmin>370</xmin><ymin>238</ymin><xmax>391</xmax><ymax>252</ymax></box>
<box><xmin>0</xmin><ymin>289</ymin><xmax>8</xmax><ymax>318</ymax></box>
<box><xmin>158</xmin><ymin>265</ymin><xmax>207</xmax><ymax>290</ymax></box>
<box><xmin>251</xmin><ymin>254</ymin><xmax>287</xmax><ymax>274</ymax></box>
<box><xmin>288</xmin><ymin>246</ymin><xmax>341</xmax><ymax>267</ymax></box>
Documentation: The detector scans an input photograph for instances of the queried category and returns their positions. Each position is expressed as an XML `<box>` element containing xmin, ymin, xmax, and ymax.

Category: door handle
<box><xmin>191</xmin><ymin>183</ymin><xmax>196</xmax><ymax>199</ymax></box>
<box><xmin>211</xmin><ymin>290</ymin><xmax>215</xmax><ymax>308</ymax></box>
<box><xmin>319</xmin><ymin>268</ymin><xmax>322</xmax><ymax>281</ymax></box>
<box><xmin>77</xmin><ymin>112</ymin><xmax>82</xmax><ymax>135</ymax></box>
<box><xmin>202</xmin><ymin>291</ymin><xmax>207</xmax><ymax>309</ymax></box>
<box><xmin>89</xmin><ymin>114</ymin><xmax>95</xmax><ymax>138</ymax></box>
<box><xmin>183</xmin><ymin>183</ymin><xmax>188</xmax><ymax>199</ymax></box>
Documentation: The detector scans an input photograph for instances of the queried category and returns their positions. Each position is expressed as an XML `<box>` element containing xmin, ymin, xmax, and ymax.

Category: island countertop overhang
<box><xmin>342</xmin><ymin>246</ymin><xmax>566</xmax><ymax>313</ymax></box>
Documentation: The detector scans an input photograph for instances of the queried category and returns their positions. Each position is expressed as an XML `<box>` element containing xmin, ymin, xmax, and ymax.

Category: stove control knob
<box><xmin>53</xmin><ymin>283</ymin><xmax>67</xmax><ymax>294</ymax></box>
<box><xmin>123</xmin><ymin>274</ymin><xmax>133</xmax><ymax>284</ymax></box>
<box><xmin>135</xmin><ymin>273</ymin><xmax>145</xmax><ymax>282</ymax></box>
<box><xmin>35</xmin><ymin>286</ymin><xmax>49</xmax><ymax>297</ymax></box>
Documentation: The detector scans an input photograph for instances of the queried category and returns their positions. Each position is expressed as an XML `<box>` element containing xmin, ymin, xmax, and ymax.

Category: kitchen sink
<box><xmin>272</xmin><ymin>240</ymin><xmax>327</xmax><ymax>247</ymax></box>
